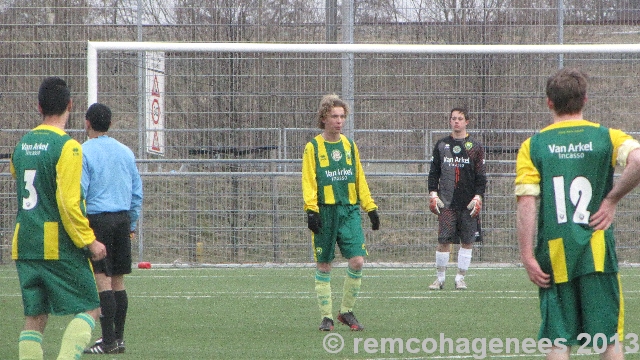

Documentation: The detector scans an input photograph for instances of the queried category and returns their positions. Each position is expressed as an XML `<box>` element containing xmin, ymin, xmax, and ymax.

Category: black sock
<box><xmin>99</xmin><ymin>290</ymin><xmax>117</xmax><ymax>345</ymax></box>
<box><xmin>114</xmin><ymin>290</ymin><xmax>129</xmax><ymax>341</ymax></box>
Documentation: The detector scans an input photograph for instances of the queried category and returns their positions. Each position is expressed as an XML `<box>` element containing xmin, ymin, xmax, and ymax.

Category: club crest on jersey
<box><xmin>345</xmin><ymin>150</ymin><xmax>352</xmax><ymax>162</ymax></box>
<box><xmin>453</xmin><ymin>145</ymin><xmax>461</xmax><ymax>154</ymax></box>
<box><xmin>465</xmin><ymin>142</ymin><xmax>473</xmax><ymax>150</ymax></box>
<box><xmin>331</xmin><ymin>149</ymin><xmax>342</xmax><ymax>162</ymax></box>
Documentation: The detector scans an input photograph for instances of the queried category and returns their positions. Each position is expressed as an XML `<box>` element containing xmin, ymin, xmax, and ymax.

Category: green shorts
<box><xmin>312</xmin><ymin>204</ymin><xmax>368</xmax><ymax>263</ymax></box>
<box><xmin>16</xmin><ymin>259</ymin><xmax>100</xmax><ymax>316</ymax></box>
<box><xmin>538</xmin><ymin>272</ymin><xmax>623</xmax><ymax>346</ymax></box>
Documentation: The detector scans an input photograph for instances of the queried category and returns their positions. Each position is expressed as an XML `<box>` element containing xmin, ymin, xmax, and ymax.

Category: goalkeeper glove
<box><xmin>368</xmin><ymin>210</ymin><xmax>380</xmax><ymax>230</ymax></box>
<box><xmin>467</xmin><ymin>195</ymin><xmax>482</xmax><ymax>217</ymax></box>
<box><xmin>307</xmin><ymin>211</ymin><xmax>322</xmax><ymax>234</ymax></box>
<box><xmin>429</xmin><ymin>192</ymin><xmax>444</xmax><ymax>215</ymax></box>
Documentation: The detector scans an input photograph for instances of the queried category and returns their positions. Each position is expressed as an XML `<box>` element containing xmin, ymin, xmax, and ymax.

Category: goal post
<box><xmin>85</xmin><ymin>41</ymin><xmax>640</xmax><ymax>264</ymax></box>
<box><xmin>87</xmin><ymin>41</ymin><xmax>640</xmax><ymax>105</ymax></box>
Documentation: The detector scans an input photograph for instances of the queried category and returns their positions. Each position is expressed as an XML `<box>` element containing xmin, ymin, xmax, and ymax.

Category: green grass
<box><xmin>2</xmin><ymin>265</ymin><xmax>640</xmax><ymax>359</ymax></box>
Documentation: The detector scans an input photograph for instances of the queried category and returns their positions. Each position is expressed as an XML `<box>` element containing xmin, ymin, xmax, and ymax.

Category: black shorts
<box><xmin>437</xmin><ymin>208</ymin><xmax>482</xmax><ymax>244</ymax></box>
<box><xmin>88</xmin><ymin>211</ymin><xmax>132</xmax><ymax>276</ymax></box>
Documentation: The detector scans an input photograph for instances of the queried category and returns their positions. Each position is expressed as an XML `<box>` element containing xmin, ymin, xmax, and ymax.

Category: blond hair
<box><xmin>316</xmin><ymin>94</ymin><xmax>349</xmax><ymax>129</ymax></box>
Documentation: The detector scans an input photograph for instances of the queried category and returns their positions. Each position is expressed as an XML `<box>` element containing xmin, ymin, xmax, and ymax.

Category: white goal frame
<box><xmin>86</xmin><ymin>41</ymin><xmax>640</xmax><ymax>264</ymax></box>
<box><xmin>87</xmin><ymin>41</ymin><xmax>640</xmax><ymax>105</ymax></box>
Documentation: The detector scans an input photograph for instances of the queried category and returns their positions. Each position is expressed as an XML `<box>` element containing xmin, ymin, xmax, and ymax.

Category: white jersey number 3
<box><xmin>553</xmin><ymin>175</ymin><xmax>592</xmax><ymax>225</ymax></box>
<box><xmin>22</xmin><ymin>169</ymin><xmax>38</xmax><ymax>210</ymax></box>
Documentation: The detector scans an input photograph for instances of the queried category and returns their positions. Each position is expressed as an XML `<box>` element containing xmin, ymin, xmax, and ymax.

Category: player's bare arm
<box><xmin>517</xmin><ymin>195</ymin><xmax>551</xmax><ymax>288</ymax></box>
<box><xmin>590</xmin><ymin>148</ymin><xmax>640</xmax><ymax>230</ymax></box>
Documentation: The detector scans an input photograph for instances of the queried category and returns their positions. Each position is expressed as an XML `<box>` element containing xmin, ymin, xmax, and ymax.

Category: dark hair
<box><xmin>546</xmin><ymin>67</ymin><xmax>588</xmax><ymax>116</ymax></box>
<box><xmin>317</xmin><ymin>94</ymin><xmax>349</xmax><ymax>129</ymax></box>
<box><xmin>38</xmin><ymin>77</ymin><xmax>71</xmax><ymax>116</ymax></box>
<box><xmin>450</xmin><ymin>107</ymin><xmax>469</xmax><ymax>121</ymax></box>
<box><xmin>85</xmin><ymin>103</ymin><xmax>112</xmax><ymax>132</ymax></box>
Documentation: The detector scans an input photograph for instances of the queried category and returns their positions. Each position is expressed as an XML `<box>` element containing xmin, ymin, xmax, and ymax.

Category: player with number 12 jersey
<box><xmin>516</xmin><ymin>120</ymin><xmax>638</xmax><ymax>284</ymax></box>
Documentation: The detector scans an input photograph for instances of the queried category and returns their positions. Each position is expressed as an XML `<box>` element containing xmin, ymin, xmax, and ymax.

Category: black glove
<box><xmin>368</xmin><ymin>210</ymin><xmax>380</xmax><ymax>230</ymax></box>
<box><xmin>307</xmin><ymin>211</ymin><xmax>322</xmax><ymax>234</ymax></box>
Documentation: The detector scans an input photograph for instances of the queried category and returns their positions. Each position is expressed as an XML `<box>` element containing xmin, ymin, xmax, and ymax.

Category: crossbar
<box><xmin>87</xmin><ymin>41</ymin><xmax>640</xmax><ymax>105</ymax></box>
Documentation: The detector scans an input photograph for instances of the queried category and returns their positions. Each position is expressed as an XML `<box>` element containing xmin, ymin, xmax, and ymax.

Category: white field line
<box><xmin>129</xmin><ymin>261</ymin><xmax>640</xmax><ymax>269</ymax></box>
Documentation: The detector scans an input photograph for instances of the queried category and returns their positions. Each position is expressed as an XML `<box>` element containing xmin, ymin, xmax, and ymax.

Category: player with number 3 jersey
<box><xmin>11</xmin><ymin>76</ymin><xmax>106</xmax><ymax>360</ymax></box>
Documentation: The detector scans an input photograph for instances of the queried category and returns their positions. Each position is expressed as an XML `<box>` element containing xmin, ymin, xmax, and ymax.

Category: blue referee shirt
<box><xmin>81</xmin><ymin>135</ymin><xmax>143</xmax><ymax>231</ymax></box>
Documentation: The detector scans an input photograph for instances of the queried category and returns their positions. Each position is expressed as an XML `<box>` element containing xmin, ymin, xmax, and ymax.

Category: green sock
<box><xmin>56</xmin><ymin>313</ymin><xmax>95</xmax><ymax>360</ymax></box>
<box><xmin>19</xmin><ymin>330</ymin><xmax>43</xmax><ymax>360</ymax></box>
<box><xmin>340</xmin><ymin>267</ymin><xmax>362</xmax><ymax>314</ymax></box>
<box><xmin>315</xmin><ymin>270</ymin><xmax>332</xmax><ymax>319</ymax></box>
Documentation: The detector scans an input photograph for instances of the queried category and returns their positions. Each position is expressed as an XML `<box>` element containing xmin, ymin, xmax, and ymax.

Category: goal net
<box><xmin>87</xmin><ymin>41</ymin><xmax>640</xmax><ymax>265</ymax></box>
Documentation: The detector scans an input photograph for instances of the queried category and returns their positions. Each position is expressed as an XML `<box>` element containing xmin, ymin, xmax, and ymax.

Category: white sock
<box><xmin>435</xmin><ymin>251</ymin><xmax>449</xmax><ymax>282</ymax></box>
<box><xmin>456</xmin><ymin>247</ymin><xmax>473</xmax><ymax>281</ymax></box>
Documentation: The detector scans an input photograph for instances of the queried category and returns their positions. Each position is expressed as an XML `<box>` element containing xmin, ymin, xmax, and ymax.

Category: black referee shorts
<box><xmin>88</xmin><ymin>211</ymin><xmax>132</xmax><ymax>276</ymax></box>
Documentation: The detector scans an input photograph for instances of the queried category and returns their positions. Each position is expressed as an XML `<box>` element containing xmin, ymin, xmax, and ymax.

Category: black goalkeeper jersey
<box><xmin>428</xmin><ymin>134</ymin><xmax>486</xmax><ymax>210</ymax></box>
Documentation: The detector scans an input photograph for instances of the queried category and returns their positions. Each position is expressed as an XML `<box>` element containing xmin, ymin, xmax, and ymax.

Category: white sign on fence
<box><xmin>145</xmin><ymin>51</ymin><xmax>165</xmax><ymax>155</ymax></box>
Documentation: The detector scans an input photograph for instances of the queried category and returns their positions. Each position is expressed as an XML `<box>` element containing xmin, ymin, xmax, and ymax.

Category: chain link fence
<box><xmin>2</xmin><ymin>1</ymin><xmax>640</xmax><ymax>264</ymax></box>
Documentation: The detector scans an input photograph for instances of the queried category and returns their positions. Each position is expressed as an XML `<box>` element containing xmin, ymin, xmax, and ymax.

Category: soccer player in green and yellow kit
<box><xmin>516</xmin><ymin>68</ymin><xmax>640</xmax><ymax>360</ymax></box>
<box><xmin>302</xmin><ymin>94</ymin><xmax>380</xmax><ymax>331</ymax></box>
<box><xmin>11</xmin><ymin>77</ymin><xmax>107</xmax><ymax>360</ymax></box>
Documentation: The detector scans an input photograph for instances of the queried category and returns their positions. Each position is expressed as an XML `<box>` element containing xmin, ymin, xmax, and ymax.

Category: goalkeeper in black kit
<box><xmin>427</xmin><ymin>107</ymin><xmax>486</xmax><ymax>290</ymax></box>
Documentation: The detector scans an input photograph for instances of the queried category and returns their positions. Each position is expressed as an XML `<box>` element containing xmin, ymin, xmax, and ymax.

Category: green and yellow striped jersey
<box><xmin>302</xmin><ymin>134</ymin><xmax>377</xmax><ymax>213</ymax></box>
<box><xmin>515</xmin><ymin>119</ymin><xmax>640</xmax><ymax>282</ymax></box>
<box><xmin>11</xmin><ymin>125</ymin><xmax>96</xmax><ymax>261</ymax></box>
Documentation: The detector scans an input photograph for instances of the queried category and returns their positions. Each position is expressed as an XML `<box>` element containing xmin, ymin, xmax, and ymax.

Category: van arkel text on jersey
<box><xmin>326</xmin><ymin>168</ymin><xmax>353</xmax><ymax>182</ymax></box>
<box><xmin>444</xmin><ymin>156</ymin><xmax>470</xmax><ymax>167</ymax></box>
<box><xmin>22</xmin><ymin>142</ymin><xmax>50</xmax><ymax>156</ymax></box>
<box><xmin>548</xmin><ymin>141</ymin><xmax>594</xmax><ymax>159</ymax></box>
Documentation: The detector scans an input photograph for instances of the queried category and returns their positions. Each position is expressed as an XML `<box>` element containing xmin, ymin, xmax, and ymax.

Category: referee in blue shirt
<box><xmin>81</xmin><ymin>103</ymin><xmax>143</xmax><ymax>354</ymax></box>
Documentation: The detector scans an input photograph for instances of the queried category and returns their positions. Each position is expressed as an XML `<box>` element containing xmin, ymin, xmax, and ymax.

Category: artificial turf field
<box><xmin>2</xmin><ymin>265</ymin><xmax>640</xmax><ymax>359</ymax></box>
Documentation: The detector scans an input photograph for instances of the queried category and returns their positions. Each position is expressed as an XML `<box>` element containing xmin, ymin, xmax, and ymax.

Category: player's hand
<box><xmin>429</xmin><ymin>192</ymin><xmax>444</xmax><ymax>215</ymax></box>
<box><xmin>368</xmin><ymin>210</ymin><xmax>380</xmax><ymax>230</ymax></box>
<box><xmin>467</xmin><ymin>195</ymin><xmax>482</xmax><ymax>217</ymax></box>
<box><xmin>589</xmin><ymin>197</ymin><xmax>617</xmax><ymax>230</ymax></box>
<box><xmin>521</xmin><ymin>256</ymin><xmax>551</xmax><ymax>288</ymax></box>
<box><xmin>88</xmin><ymin>240</ymin><xmax>107</xmax><ymax>261</ymax></box>
<box><xmin>307</xmin><ymin>211</ymin><xmax>322</xmax><ymax>234</ymax></box>
<box><xmin>130</xmin><ymin>231</ymin><xmax>136</xmax><ymax>240</ymax></box>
